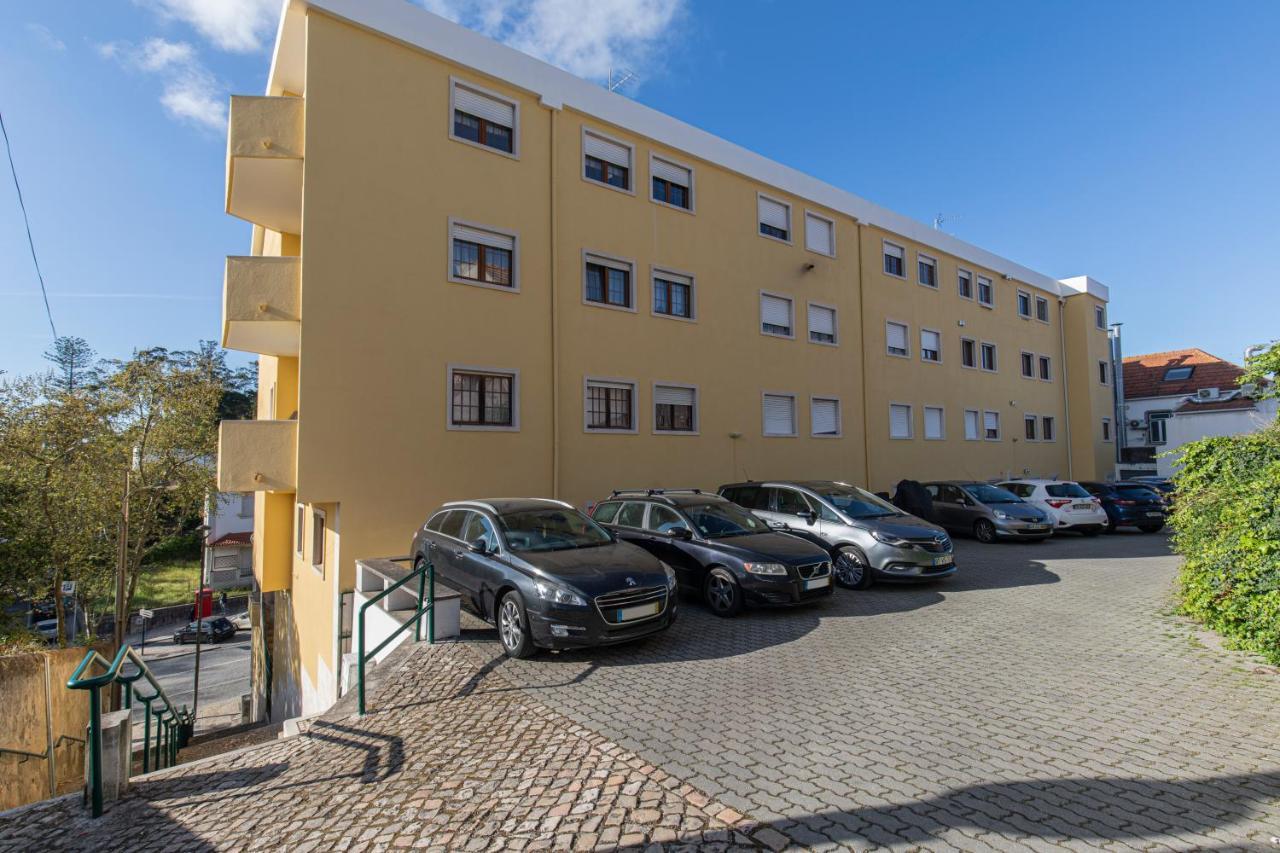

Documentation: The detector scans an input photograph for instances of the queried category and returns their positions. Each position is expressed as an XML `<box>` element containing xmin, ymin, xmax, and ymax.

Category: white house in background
<box><xmin>1119</xmin><ymin>348</ymin><xmax>1277</xmax><ymax>478</ymax></box>
<box><xmin>203</xmin><ymin>492</ymin><xmax>254</xmax><ymax>590</ymax></box>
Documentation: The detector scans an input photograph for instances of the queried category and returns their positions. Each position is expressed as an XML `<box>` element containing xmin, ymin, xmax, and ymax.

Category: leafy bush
<box><xmin>1171</xmin><ymin>423</ymin><xmax>1280</xmax><ymax>664</ymax></box>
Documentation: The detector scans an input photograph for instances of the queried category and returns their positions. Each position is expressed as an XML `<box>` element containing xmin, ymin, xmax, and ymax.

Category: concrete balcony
<box><xmin>217</xmin><ymin>420</ymin><xmax>297</xmax><ymax>493</ymax></box>
<box><xmin>222</xmin><ymin>256</ymin><xmax>301</xmax><ymax>356</ymax></box>
<box><xmin>225</xmin><ymin>95</ymin><xmax>304</xmax><ymax>234</ymax></box>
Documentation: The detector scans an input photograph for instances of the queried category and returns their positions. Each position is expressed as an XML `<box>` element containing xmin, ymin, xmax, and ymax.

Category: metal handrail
<box><xmin>357</xmin><ymin>558</ymin><xmax>435</xmax><ymax>716</ymax></box>
<box><xmin>67</xmin><ymin>645</ymin><xmax>192</xmax><ymax>817</ymax></box>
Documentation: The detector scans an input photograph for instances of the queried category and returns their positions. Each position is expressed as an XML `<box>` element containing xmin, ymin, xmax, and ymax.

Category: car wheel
<box><xmin>833</xmin><ymin>546</ymin><xmax>873</xmax><ymax>590</ymax></box>
<box><xmin>1104</xmin><ymin>518</ymin><xmax>1117</xmax><ymax>534</ymax></box>
<box><xmin>496</xmin><ymin>591</ymin><xmax>536</xmax><ymax>659</ymax></box>
<box><xmin>703</xmin><ymin>568</ymin><xmax>743</xmax><ymax>618</ymax></box>
<box><xmin>1138</xmin><ymin>522</ymin><xmax>1165</xmax><ymax>534</ymax></box>
<box><xmin>973</xmin><ymin>519</ymin><xmax>997</xmax><ymax>544</ymax></box>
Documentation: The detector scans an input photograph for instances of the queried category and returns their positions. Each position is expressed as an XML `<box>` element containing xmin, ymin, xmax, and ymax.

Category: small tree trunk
<box><xmin>52</xmin><ymin>565</ymin><xmax>66</xmax><ymax>648</ymax></box>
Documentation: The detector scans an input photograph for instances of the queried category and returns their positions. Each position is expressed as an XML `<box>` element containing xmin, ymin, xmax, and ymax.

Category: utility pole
<box><xmin>112</xmin><ymin>468</ymin><xmax>130</xmax><ymax>708</ymax></box>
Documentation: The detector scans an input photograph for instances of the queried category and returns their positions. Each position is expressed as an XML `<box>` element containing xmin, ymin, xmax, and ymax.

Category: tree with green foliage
<box><xmin>1239</xmin><ymin>339</ymin><xmax>1279</xmax><ymax>400</ymax></box>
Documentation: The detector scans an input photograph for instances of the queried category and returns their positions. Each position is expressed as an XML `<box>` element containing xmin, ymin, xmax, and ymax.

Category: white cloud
<box><xmin>26</xmin><ymin>23</ymin><xmax>66</xmax><ymax>52</ymax></box>
<box><xmin>136</xmin><ymin>0</ymin><xmax>281</xmax><ymax>53</ymax></box>
<box><xmin>418</xmin><ymin>0</ymin><xmax>685</xmax><ymax>84</ymax></box>
<box><xmin>98</xmin><ymin>38</ymin><xmax>226</xmax><ymax>132</ymax></box>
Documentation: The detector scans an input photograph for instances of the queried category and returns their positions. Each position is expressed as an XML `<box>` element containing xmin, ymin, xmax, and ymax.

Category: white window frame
<box><xmin>1095</xmin><ymin>304</ymin><xmax>1107</xmax><ymax>330</ymax></box>
<box><xmin>920</xmin><ymin>327</ymin><xmax>942</xmax><ymax>363</ymax></box>
<box><xmin>1038</xmin><ymin>354</ymin><xmax>1053</xmax><ymax>382</ymax></box>
<box><xmin>649</xmin><ymin>152</ymin><xmax>695</xmax><ymax>213</ymax></box>
<box><xmin>882</xmin><ymin>240</ymin><xmax>907</xmax><ymax>279</ymax></box>
<box><xmin>1041</xmin><ymin>415</ymin><xmax>1056</xmax><ymax>442</ymax></box>
<box><xmin>650</xmin><ymin>265</ymin><xmax>697</xmax><ymax>323</ymax></box>
<box><xmin>583</xmin><ymin>376</ymin><xmax>639</xmax><ymax>434</ymax></box>
<box><xmin>1023</xmin><ymin>413</ymin><xmax>1039</xmax><ymax>442</ymax></box>
<box><xmin>1016</xmin><ymin>288</ymin><xmax>1032</xmax><ymax>318</ymax></box>
<box><xmin>652</xmin><ymin>381</ymin><xmax>699</xmax><ymax>436</ymax></box>
<box><xmin>1020</xmin><ymin>350</ymin><xmax>1035</xmax><ymax>379</ymax></box>
<box><xmin>923</xmin><ymin>405</ymin><xmax>945</xmax><ymax>441</ymax></box>
<box><xmin>760</xmin><ymin>290</ymin><xmax>795</xmax><ymax>340</ymax></box>
<box><xmin>447</xmin><ymin>218</ymin><xmax>520</xmax><ymax>293</ymax></box>
<box><xmin>885</xmin><ymin>320</ymin><xmax>910</xmax><ymax>358</ymax></box>
<box><xmin>889</xmin><ymin>402</ymin><xmax>914</xmax><ymax>440</ymax></box>
<box><xmin>803</xmin><ymin>211</ymin><xmax>836</xmax><ymax>257</ymax></box>
<box><xmin>960</xmin><ymin>336</ymin><xmax>978</xmax><ymax>370</ymax></box>
<box><xmin>295</xmin><ymin>502</ymin><xmax>305</xmax><ymax>556</ymax></box>
<box><xmin>1148</xmin><ymin>411</ymin><xmax>1171</xmax><ymax>445</ymax></box>
<box><xmin>446</xmin><ymin>364</ymin><xmax>521</xmax><ymax>432</ymax></box>
<box><xmin>806</xmin><ymin>301</ymin><xmax>839</xmax><ymax>347</ymax></box>
<box><xmin>1102</xmin><ymin>417</ymin><xmax>1113</xmax><ymax>442</ymax></box>
<box><xmin>963</xmin><ymin>409</ymin><xmax>981</xmax><ymax>441</ymax></box>
<box><xmin>980</xmin><ymin>341</ymin><xmax>998</xmax><ymax>373</ymax></box>
<box><xmin>761</xmin><ymin>392</ymin><xmax>798</xmax><ymax>437</ymax></box>
<box><xmin>1098</xmin><ymin>360</ymin><xmax>1109</xmax><ymax>385</ymax></box>
<box><xmin>957</xmin><ymin>268</ymin><xmax>974</xmax><ymax>300</ymax></box>
<box><xmin>756</xmin><ymin>193</ymin><xmax>793</xmax><ymax>244</ymax></box>
<box><xmin>983</xmin><ymin>410</ymin><xmax>1002</xmax><ymax>442</ymax></box>
<box><xmin>1035</xmin><ymin>295</ymin><xmax>1050</xmax><ymax>324</ymax></box>
<box><xmin>449</xmin><ymin>77</ymin><xmax>520</xmax><ymax>160</ymax></box>
<box><xmin>581</xmin><ymin>127</ymin><xmax>635</xmax><ymax>195</ymax></box>
<box><xmin>917</xmin><ymin>253</ymin><xmax>938</xmax><ymax>289</ymax></box>
<box><xmin>810</xmin><ymin>396</ymin><xmax>842</xmax><ymax>438</ymax></box>
<box><xmin>311</xmin><ymin>507</ymin><xmax>326</xmax><ymax>577</ymax></box>
<box><xmin>977</xmin><ymin>275</ymin><xmax>995</xmax><ymax>308</ymax></box>
<box><xmin>582</xmin><ymin>250</ymin><xmax>638</xmax><ymax>313</ymax></box>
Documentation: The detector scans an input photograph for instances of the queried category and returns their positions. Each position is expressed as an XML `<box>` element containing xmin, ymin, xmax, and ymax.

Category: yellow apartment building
<box><xmin>217</xmin><ymin>0</ymin><xmax>1117</xmax><ymax>717</ymax></box>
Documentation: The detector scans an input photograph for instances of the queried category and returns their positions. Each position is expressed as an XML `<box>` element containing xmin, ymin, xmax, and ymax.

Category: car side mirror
<box><xmin>469</xmin><ymin>537</ymin><xmax>490</xmax><ymax>554</ymax></box>
<box><xmin>803</xmin><ymin>510</ymin><xmax>817</xmax><ymax>526</ymax></box>
<box><xmin>668</xmin><ymin>526</ymin><xmax>693</xmax><ymax>541</ymax></box>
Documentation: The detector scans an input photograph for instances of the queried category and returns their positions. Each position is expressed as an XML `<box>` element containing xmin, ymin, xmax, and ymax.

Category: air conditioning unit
<box><xmin>1196</xmin><ymin>387</ymin><xmax>1219</xmax><ymax>401</ymax></box>
<box><xmin>1128</xmin><ymin>419</ymin><xmax>1144</xmax><ymax>429</ymax></box>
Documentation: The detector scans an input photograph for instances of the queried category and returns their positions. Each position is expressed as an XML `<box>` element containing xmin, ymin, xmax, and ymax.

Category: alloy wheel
<box><xmin>835</xmin><ymin>551</ymin><xmax>865</xmax><ymax>587</ymax></box>
<box><xmin>707</xmin><ymin>574</ymin><xmax>736</xmax><ymax>613</ymax></box>
<box><xmin>975</xmin><ymin>520</ymin><xmax>996</xmax><ymax>544</ymax></box>
<box><xmin>499</xmin><ymin>599</ymin><xmax>522</xmax><ymax>651</ymax></box>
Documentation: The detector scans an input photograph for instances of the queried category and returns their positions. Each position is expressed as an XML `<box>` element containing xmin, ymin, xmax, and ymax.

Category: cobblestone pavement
<box><xmin>3</xmin><ymin>533</ymin><xmax>1277</xmax><ymax>851</ymax></box>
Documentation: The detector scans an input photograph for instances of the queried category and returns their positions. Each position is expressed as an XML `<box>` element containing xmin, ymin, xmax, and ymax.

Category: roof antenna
<box><xmin>607</xmin><ymin>67</ymin><xmax>638</xmax><ymax>93</ymax></box>
<box><xmin>933</xmin><ymin>213</ymin><xmax>961</xmax><ymax>231</ymax></box>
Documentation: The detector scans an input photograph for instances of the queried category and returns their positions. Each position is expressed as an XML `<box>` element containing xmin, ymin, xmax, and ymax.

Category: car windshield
<box><xmin>811</xmin><ymin>484</ymin><xmax>902</xmax><ymax>519</ymax></box>
<box><xmin>1045</xmin><ymin>483</ymin><xmax>1091</xmax><ymax>498</ymax></box>
<box><xmin>498</xmin><ymin>508</ymin><xmax>613</xmax><ymax>552</ymax></box>
<box><xmin>682</xmin><ymin>501</ymin><xmax>769</xmax><ymax>538</ymax></box>
<box><xmin>965</xmin><ymin>483</ymin><xmax>1023</xmax><ymax>504</ymax></box>
<box><xmin>1116</xmin><ymin>485</ymin><xmax>1160</xmax><ymax>500</ymax></box>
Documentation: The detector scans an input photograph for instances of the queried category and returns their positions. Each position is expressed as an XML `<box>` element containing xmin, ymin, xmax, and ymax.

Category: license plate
<box><xmin>1028</xmin><ymin>525</ymin><xmax>1048</xmax><ymax>531</ymax></box>
<box><xmin>616</xmin><ymin>602</ymin><xmax>660</xmax><ymax>621</ymax></box>
<box><xmin>932</xmin><ymin>555</ymin><xmax>953</xmax><ymax>567</ymax></box>
<box><xmin>1146</xmin><ymin>511</ymin><xmax>1163</xmax><ymax>518</ymax></box>
<box><xmin>804</xmin><ymin>576</ymin><xmax>830</xmax><ymax>590</ymax></box>
<box><xmin>1073</xmin><ymin>503</ymin><xmax>1094</xmax><ymax>510</ymax></box>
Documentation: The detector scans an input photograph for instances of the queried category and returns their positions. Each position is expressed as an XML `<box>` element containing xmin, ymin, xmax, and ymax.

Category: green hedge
<box><xmin>1171</xmin><ymin>423</ymin><xmax>1280</xmax><ymax>664</ymax></box>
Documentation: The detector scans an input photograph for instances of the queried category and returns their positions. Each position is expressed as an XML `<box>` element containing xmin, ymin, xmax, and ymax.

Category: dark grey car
<box><xmin>923</xmin><ymin>481</ymin><xmax>1053</xmax><ymax>543</ymax></box>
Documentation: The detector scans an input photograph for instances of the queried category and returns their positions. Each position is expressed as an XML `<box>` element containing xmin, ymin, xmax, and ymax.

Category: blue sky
<box><xmin>1</xmin><ymin>0</ymin><xmax>1277</xmax><ymax>378</ymax></box>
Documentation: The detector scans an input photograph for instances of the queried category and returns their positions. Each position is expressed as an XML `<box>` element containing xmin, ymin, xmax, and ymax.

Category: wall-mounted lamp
<box><xmin>802</xmin><ymin>263</ymin><xmax>815</xmax><ymax>272</ymax></box>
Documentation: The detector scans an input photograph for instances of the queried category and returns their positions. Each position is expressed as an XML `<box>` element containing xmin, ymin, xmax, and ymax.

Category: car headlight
<box><xmin>870</xmin><ymin>530</ymin><xmax>910</xmax><ymax>547</ymax></box>
<box><xmin>534</xmin><ymin>581</ymin><xmax>587</xmax><ymax>606</ymax></box>
<box><xmin>661</xmin><ymin>562</ymin><xmax>678</xmax><ymax>588</ymax></box>
<box><xmin>993</xmin><ymin>510</ymin><xmax>1009</xmax><ymax>520</ymax></box>
<box><xmin>742</xmin><ymin>562</ymin><xmax>788</xmax><ymax>576</ymax></box>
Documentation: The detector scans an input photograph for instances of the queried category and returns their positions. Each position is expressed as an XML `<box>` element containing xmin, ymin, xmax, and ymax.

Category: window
<box><xmin>957</xmin><ymin>269</ymin><xmax>973</xmax><ymax>299</ymax></box>
<box><xmin>1095</xmin><ymin>304</ymin><xmax>1107</xmax><ymax>330</ymax></box>
<box><xmin>886</xmin><ymin>321</ymin><xmax>909</xmax><ymax>357</ymax></box>
<box><xmin>762</xmin><ymin>393</ymin><xmax>797</xmax><ymax>436</ymax></box>
<box><xmin>761</xmin><ymin>292</ymin><xmax>794</xmax><ymax>337</ymax></box>
<box><xmin>450</xmin><ymin>221</ymin><xmax>516</xmax><ymax>289</ymax></box>
<box><xmin>804</xmin><ymin>212</ymin><xmax>835</xmax><ymax>256</ymax></box>
<box><xmin>1024</xmin><ymin>415</ymin><xmax>1038</xmax><ymax>441</ymax></box>
<box><xmin>311</xmin><ymin>508</ymin><xmax>326</xmax><ymax>573</ymax></box>
<box><xmin>977</xmin><ymin>276</ymin><xmax>994</xmax><ymax>307</ymax></box>
<box><xmin>1102</xmin><ymin>418</ymin><xmax>1113</xmax><ymax>441</ymax></box>
<box><xmin>295</xmin><ymin>503</ymin><xmax>305</xmax><ymax>555</ymax></box>
<box><xmin>1035</xmin><ymin>296</ymin><xmax>1050</xmax><ymax>323</ymax></box>
<box><xmin>654</xmin><ymin>384</ymin><xmax>697</xmax><ymax>433</ymax></box>
<box><xmin>585</xmin><ymin>379</ymin><xmax>636</xmax><ymax>432</ymax></box>
<box><xmin>964</xmin><ymin>409</ymin><xmax>980</xmax><ymax>441</ymax></box>
<box><xmin>811</xmin><ymin>397</ymin><xmax>840</xmax><ymax>437</ymax></box>
<box><xmin>1017</xmin><ymin>290</ymin><xmax>1031</xmax><ymax>318</ymax></box>
<box><xmin>980</xmin><ymin>342</ymin><xmax>998</xmax><ymax>372</ymax></box>
<box><xmin>923</xmin><ymin>406</ymin><xmax>944</xmax><ymax>440</ymax></box>
<box><xmin>722</xmin><ymin>485</ymin><xmax>768</xmax><ymax>511</ymax></box>
<box><xmin>616</xmin><ymin>502</ymin><xmax>646</xmax><ymax>528</ymax></box>
<box><xmin>584</xmin><ymin>254</ymin><xmax>633</xmax><ymax>309</ymax></box>
<box><xmin>807</xmin><ymin>303</ymin><xmax>837</xmax><ymax>345</ymax></box>
<box><xmin>652</xmin><ymin>270</ymin><xmax>694</xmax><ymax>319</ymax></box>
<box><xmin>451</xmin><ymin>80</ymin><xmax>516</xmax><ymax>155</ymax></box>
<box><xmin>592</xmin><ymin>501</ymin><xmax>621</xmax><ymax>524</ymax></box>
<box><xmin>645</xmin><ymin>504</ymin><xmax>685</xmax><ymax>534</ymax></box>
<box><xmin>1038</xmin><ymin>355</ymin><xmax>1052</xmax><ymax>381</ymax></box>
<box><xmin>1163</xmin><ymin>366</ymin><xmax>1194</xmax><ymax>381</ymax></box>
<box><xmin>961</xmin><ymin>337</ymin><xmax>977</xmax><ymax>369</ymax></box>
<box><xmin>920</xmin><ymin>329</ymin><xmax>941</xmax><ymax>363</ymax></box>
<box><xmin>1148</xmin><ymin>411</ymin><xmax>1171</xmax><ymax>444</ymax></box>
<box><xmin>918</xmin><ymin>254</ymin><xmax>937</xmax><ymax>288</ymax></box>
<box><xmin>1042</xmin><ymin>416</ymin><xmax>1055</xmax><ymax>441</ymax></box>
<box><xmin>883</xmin><ymin>241</ymin><xmax>905</xmax><ymax>277</ymax></box>
<box><xmin>583</xmin><ymin>130</ymin><xmax>632</xmax><ymax>190</ymax></box>
<box><xmin>758</xmin><ymin>195</ymin><xmax>791</xmax><ymax>241</ymax></box>
<box><xmin>889</xmin><ymin>403</ymin><xmax>913</xmax><ymax>439</ymax></box>
<box><xmin>983</xmin><ymin>410</ymin><xmax>1001</xmax><ymax>441</ymax></box>
<box><xmin>1020</xmin><ymin>351</ymin><xmax>1035</xmax><ymax>378</ymax></box>
<box><xmin>450</xmin><ymin>368</ymin><xmax>516</xmax><ymax>429</ymax></box>
<box><xmin>776</xmin><ymin>488</ymin><xmax>811</xmax><ymax>517</ymax></box>
<box><xmin>461</xmin><ymin>513</ymin><xmax>499</xmax><ymax>553</ymax></box>
<box><xmin>239</xmin><ymin>493</ymin><xmax>254</xmax><ymax>518</ymax></box>
<box><xmin>651</xmin><ymin>156</ymin><xmax>692</xmax><ymax>209</ymax></box>
<box><xmin>1099</xmin><ymin>360</ymin><xmax>1109</xmax><ymax>385</ymax></box>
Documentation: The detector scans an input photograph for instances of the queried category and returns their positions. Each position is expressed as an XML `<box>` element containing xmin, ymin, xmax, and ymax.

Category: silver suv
<box><xmin>718</xmin><ymin>481</ymin><xmax>955</xmax><ymax>589</ymax></box>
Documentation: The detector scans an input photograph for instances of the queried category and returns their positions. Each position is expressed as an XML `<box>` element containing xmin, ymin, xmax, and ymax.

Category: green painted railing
<box><xmin>357</xmin><ymin>558</ymin><xmax>435</xmax><ymax>716</ymax></box>
<box><xmin>67</xmin><ymin>645</ymin><xmax>192</xmax><ymax>817</ymax></box>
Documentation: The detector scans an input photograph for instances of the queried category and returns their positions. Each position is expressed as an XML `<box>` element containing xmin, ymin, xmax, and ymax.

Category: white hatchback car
<box><xmin>997</xmin><ymin>479</ymin><xmax>1108</xmax><ymax>536</ymax></box>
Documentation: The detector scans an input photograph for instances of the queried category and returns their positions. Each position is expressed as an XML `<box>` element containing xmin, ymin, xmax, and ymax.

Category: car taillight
<box><xmin>1114</xmin><ymin>499</ymin><xmax>1136</xmax><ymax>506</ymax></box>
<box><xmin>1045</xmin><ymin>499</ymin><xmax>1072</xmax><ymax>509</ymax></box>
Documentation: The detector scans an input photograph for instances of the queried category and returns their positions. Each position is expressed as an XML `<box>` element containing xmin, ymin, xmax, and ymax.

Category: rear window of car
<box><xmin>1046</xmin><ymin>483</ymin><xmax>1091</xmax><ymax>498</ymax></box>
<box><xmin>721</xmin><ymin>486</ymin><xmax>766</xmax><ymax>510</ymax></box>
<box><xmin>615</xmin><ymin>502</ymin><xmax>647</xmax><ymax>528</ymax></box>
<box><xmin>592</xmin><ymin>501</ymin><xmax>622</xmax><ymax>523</ymax></box>
<box><xmin>1116</xmin><ymin>485</ymin><xmax>1159</xmax><ymax>499</ymax></box>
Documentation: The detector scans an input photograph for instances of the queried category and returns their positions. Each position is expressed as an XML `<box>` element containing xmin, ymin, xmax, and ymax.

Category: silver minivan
<box><xmin>922</xmin><ymin>481</ymin><xmax>1053</xmax><ymax>543</ymax></box>
<box><xmin>718</xmin><ymin>481</ymin><xmax>955</xmax><ymax>589</ymax></box>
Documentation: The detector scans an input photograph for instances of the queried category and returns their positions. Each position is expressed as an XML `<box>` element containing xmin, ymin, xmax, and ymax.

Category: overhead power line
<box><xmin>0</xmin><ymin>108</ymin><xmax>57</xmax><ymax>342</ymax></box>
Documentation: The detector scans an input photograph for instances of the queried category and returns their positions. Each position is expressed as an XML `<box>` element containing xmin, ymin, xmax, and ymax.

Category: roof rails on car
<box><xmin>609</xmin><ymin>487</ymin><xmax>704</xmax><ymax>497</ymax></box>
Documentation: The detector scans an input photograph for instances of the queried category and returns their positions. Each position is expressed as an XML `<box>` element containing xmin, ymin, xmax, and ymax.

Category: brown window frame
<box><xmin>451</xmin><ymin>239</ymin><xmax>513</xmax><ymax>287</ymax></box>
<box><xmin>586</xmin><ymin>383</ymin><xmax>634</xmax><ymax>431</ymax></box>
<box><xmin>653</xmin><ymin>276</ymin><xmax>692</xmax><ymax>318</ymax></box>
<box><xmin>585</xmin><ymin>262</ymin><xmax>632</xmax><ymax>308</ymax></box>
<box><xmin>450</xmin><ymin>371</ymin><xmax>514</xmax><ymax>427</ymax></box>
<box><xmin>651</xmin><ymin>176</ymin><xmax>689</xmax><ymax>209</ymax></box>
<box><xmin>585</xmin><ymin>155</ymin><xmax>630</xmax><ymax>190</ymax></box>
<box><xmin>453</xmin><ymin>109</ymin><xmax>513</xmax><ymax>154</ymax></box>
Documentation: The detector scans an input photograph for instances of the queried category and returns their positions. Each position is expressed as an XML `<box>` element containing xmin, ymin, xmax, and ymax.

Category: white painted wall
<box><xmin>206</xmin><ymin>492</ymin><xmax>254</xmax><ymax>542</ymax></box>
<box><xmin>1157</xmin><ymin>399</ymin><xmax>1279</xmax><ymax>477</ymax></box>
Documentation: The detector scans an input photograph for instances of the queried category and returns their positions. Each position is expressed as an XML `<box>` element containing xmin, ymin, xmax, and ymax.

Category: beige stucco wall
<box><xmin>1064</xmin><ymin>293</ymin><xmax>1116</xmax><ymax>479</ymax></box>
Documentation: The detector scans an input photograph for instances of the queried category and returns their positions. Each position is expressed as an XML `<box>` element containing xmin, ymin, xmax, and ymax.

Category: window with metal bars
<box><xmin>586</xmin><ymin>384</ymin><xmax>633</xmax><ymax>430</ymax></box>
<box><xmin>451</xmin><ymin>371</ymin><xmax>513</xmax><ymax>427</ymax></box>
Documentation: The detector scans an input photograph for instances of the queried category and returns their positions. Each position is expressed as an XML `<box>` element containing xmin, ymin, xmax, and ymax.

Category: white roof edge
<box><xmin>272</xmin><ymin>0</ymin><xmax>1108</xmax><ymax>300</ymax></box>
<box><xmin>1058</xmin><ymin>275</ymin><xmax>1110</xmax><ymax>302</ymax></box>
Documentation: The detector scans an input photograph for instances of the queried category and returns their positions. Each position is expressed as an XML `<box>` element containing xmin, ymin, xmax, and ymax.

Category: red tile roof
<box><xmin>209</xmin><ymin>531</ymin><xmax>252</xmax><ymax>547</ymax></box>
<box><xmin>1122</xmin><ymin>348</ymin><xmax>1245</xmax><ymax>400</ymax></box>
<box><xmin>1173</xmin><ymin>397</ymin><xmax>1257</xmax><ymax>414</ymax></box>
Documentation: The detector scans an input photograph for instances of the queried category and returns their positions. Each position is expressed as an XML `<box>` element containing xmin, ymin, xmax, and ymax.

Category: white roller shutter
<box><xmin>984</xmin><ymin>411</ymin><xmax>1000</xmax><ymax>437</ymax></box>
<box><xmin>763</xmin><ymin>394</ymin><xmax>795</xmax><ymax>435</ymax></box>
<box><xmin>924</xmin><ymin>407</ymin><xmax>944</xmax><ymax>439</ymax></box>
<box><xmin>761</xmin><ymin>294</ymin><xmax>792</xmax><ymax>330</ymax></box>
<box><xmin>453</xmin><ymin>85</ymin><xmax>514</xmax><ymax>127</ymax></box>
<box><xmin>889</xmin><ymin>404</ymin><xmax>912</xmax><ymax>438</ymax></box>
<box><xmin>654</xmin><ymin>385</ymin><xmax>694</xmax><ymax>407</ymax></box>
<box><xmin>585</xmin><ymin>253</ymin><xmax>631</xmax><ymax>272</ymax></box>
<box><xmin>651</xmin><ymin>157</ymin><xmax>690</xmax><ymax>187</ymax></box>
<box><xmin>811</xmin><ymin>398</ymin><xmax>839</xmax><ymax>436</ymax></box>
<box><xmin>758</xmin><ymin>196</ymin><xmax>790</xmax><ymax>231</ymax></box>
<box><xmin>808</xmin><ymin>304</ymin><xmax>835</xmax><ymax>337</ymax></box>
<box><xmin>921</xmin><ymin>329</ymin><xmax>940</xmax><ymax>353</ymax></box>
<box><xmin>964</xmin><ymin>410</ymin><xmax>979</xmax><ymax>440</ymax></box>
<box><xmin>805</xmin><ymin>214</ymin><xmax>833</xmax><ymax>254</ymax></box>
<box><xmin>884</xmin><ymin>242</ymin><xmax>904</xmax><ymax>260</ymax></box>
<box><xmin>886</xmin><ymin>322</ymin><xmax>908</xmax><ymax>352</ymax></box>
<box><xmin>584</xmin><ymin>132</ymin><xmax>630</xmax><ymax>167</ymax></box>
<box><xmin>451</xmin><ymin>223</ymin><xmax>514</xmax><ymax>251</ymax></box>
